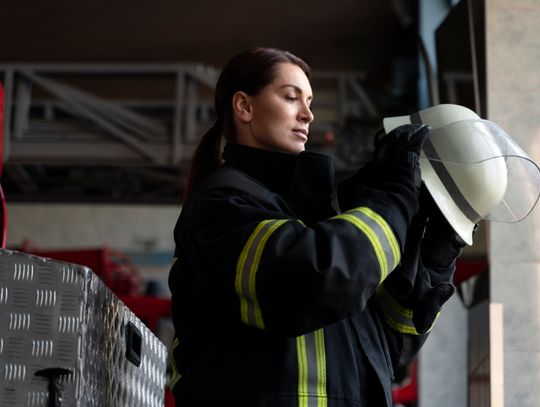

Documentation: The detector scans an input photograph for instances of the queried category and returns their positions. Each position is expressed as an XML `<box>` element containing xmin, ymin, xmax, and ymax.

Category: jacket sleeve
<box><xmin>374</xmin><ymin>260</ymin><xmax>456</xmax><ymax>368</ymax></box>
<box><xmin>179</xmin><ymin>176</ymin><xmax>414</xmax><ymax>338</ymax></box>
<box><xmin>373</xmin><ymin>213</ymin><xmax>459</xmax><ymax>369</ymax></box>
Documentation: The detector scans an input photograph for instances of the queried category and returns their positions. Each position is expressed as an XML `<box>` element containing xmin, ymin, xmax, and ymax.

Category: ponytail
<box><xmin>184</xmin><ymin>122</ymin><xmax>225</xmax><ymax>201</ymax></box>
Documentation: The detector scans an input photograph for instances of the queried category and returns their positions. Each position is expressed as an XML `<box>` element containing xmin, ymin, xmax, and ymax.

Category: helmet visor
<box><xmin>420</xmin><ymin>119</ymin><xmax>540</xmax><ymax>223</ymax></box>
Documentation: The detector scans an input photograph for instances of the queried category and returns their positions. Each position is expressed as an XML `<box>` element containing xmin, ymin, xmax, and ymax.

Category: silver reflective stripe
<box><xmin>332</xmin><ymin>207</ymin><xmax>400</xmax><ymax>283</ymax></box>
<box><xmin>235</xmin><ymin>219</ymin><xmax>288</xmax><ymax>329</ymax></box>
<box><xmin>297</xmin><ymin>329</ymin><xmax>327</xmax><ymax>407</ymax></box>
<box><xmin>374</xmin><ymin>285</ymin><xmax>440</xmax><ymax>335</ymax></box>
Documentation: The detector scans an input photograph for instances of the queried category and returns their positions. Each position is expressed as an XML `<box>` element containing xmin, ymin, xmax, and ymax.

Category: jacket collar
<box><xmin>222</xmin><ymin>142</ymin><xmax>335</xmax><ymax>202</ymax></box>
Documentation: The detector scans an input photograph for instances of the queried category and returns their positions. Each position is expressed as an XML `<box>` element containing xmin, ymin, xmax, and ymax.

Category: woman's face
<box><xmin>237</xmin><ymin>62</ymin><xmax>314</xmax><ymax>154</ymax></box>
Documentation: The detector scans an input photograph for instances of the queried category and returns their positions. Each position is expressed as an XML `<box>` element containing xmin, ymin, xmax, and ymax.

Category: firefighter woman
<box><xmin>168</xmin><ymin>47</ymin><xmax>467</xmax><ymax>406</ymax></box>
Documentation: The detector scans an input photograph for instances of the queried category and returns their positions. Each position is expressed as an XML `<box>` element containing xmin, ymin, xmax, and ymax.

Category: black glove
<box><xmin>337</xmin><ymin>124</ymin><xmax>431</xmax><ymax>245</ymax></box>
<box><xmin>374</xmin><ymin>123</ymin><xmax>430</xmax><ymax>161</ymax></box>
<box><xmin>383</xmin><ymin>203</ymin><xmax>429</xmax><ymax>299</ymax></box>
<box><xmin>381</xmin><ymin>185</ymin><xmax>475</xmax><ymax>335</ymax></box>
<box><xmin>340</xmin><ymin>124</ymin><xmax>429</xmax><ymax>192</ymax></box>
<box><xmin>375</xmin><ymin>124</ymin><xmax>430</xmax><ymax>188</ymax></box>
<box><xmin>420</xmin><ymin>186</ymin><xmax>471</xmax><ymax>273</ymax></box>
<box><xmin>409</xmin><ymin>185</ymin><xmax>477</xmax><ymax>333</ymax></box>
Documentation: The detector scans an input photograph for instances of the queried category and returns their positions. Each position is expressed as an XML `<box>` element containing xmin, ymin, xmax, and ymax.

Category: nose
<box><xmin>299</xmin><ymin>102</ymin><xmax>314</xmax><ymax>124</ymax></box>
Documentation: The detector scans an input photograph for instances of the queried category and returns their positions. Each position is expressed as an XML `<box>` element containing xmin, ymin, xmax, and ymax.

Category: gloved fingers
<box><xmin>378</xmin><ymin>124</ymin><xmax>430</xmax><ymax>155</ymax></box>
<box><xmin>424</xmin><ymin>207</ymin><xmax>468</xmax><ymax>252</ymax></box>
<box><xmin>373</xmin><ymin>128</ymin><xmax>386</xmax><ymax>151</ymax></box>
<box><xmin>420</xmin><ymin>184</ymin><xmax>462</xmax><ymax>243</ymax></box>
<box><xmin>393</xmin><ymin>123</ymin><xmax>430</xmax><ymax>147</ymax></box>
<box><xmin>404</xmin><ymin>210</ymin><xmax>428</xmax><ymax>256</ymax></box>
<box><xmin>404</xmin><ymin>186</ymin><xmax>430</xmax><ymax>252</ymax></box>
<box><xmin>388</xmin><ymin>202</ymin><xmax>429</xmax><ymax>295</ymax></box>
<box><xmin>372</xmin><ymin>124</ymin><xmax>429</xmax><ymax>173</ymax></box>
<box><xmin>412</xmin><ymin>282</ymin><xmax>455</xmax><ymax>334</ymax></box>
<box><xmin>418</xmin><ymin>184</ymin><xmax>437</xmax><ymax>215</ymax></box>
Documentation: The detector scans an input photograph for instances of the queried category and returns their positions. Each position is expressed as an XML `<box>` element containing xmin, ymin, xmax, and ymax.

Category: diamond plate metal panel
<box><xmin>0</xmin><ymin>249</ymin><xmax>167</xmax><ymax>406</ymax></box>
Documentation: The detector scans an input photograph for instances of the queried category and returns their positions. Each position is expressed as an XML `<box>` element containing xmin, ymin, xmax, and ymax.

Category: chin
<box><xmin>283</xmin><ymin>146</ymin><xmax>304</xmax><ymax>155</ymax></box>
<box><xmin>286</xmin><ymin>143</ymin><xmax>306</xmax><ymax>154</ymax></box>
<box><xmin>268</xmin><ymin>141</ymin><xmax>305</xmax><ymax>155</ymax></box>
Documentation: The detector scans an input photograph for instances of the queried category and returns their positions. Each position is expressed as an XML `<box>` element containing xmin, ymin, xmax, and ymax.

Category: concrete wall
<box><xmin>486</xmin><ymin>0</ymin><xmax>540</xmax><ymax>405</ymax></box>
<box><xmin>419</xmin><ymin>295</ymin><xmax>468</xmax><ymax>407</ymax></box>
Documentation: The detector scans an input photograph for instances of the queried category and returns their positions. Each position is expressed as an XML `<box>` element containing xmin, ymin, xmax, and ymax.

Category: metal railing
<box><xmin>0</xmin><ymin>63</ymin><xmax>381</xmax><ymax>202</ymax></box>
<box><xmin>1</xmin><ymin>64</ymin><xmax>220</xmax><ymax>166</ymax></box>
<box><xmin>0</xmin><ymin>64</ymin><xmax>379</xmax><ymax>165</ymax></box>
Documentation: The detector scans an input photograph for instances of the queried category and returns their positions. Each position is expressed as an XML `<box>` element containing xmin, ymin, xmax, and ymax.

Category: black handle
<box><xmin>35</xmin><ymin>367</ymin><xmax>72</xmax><ymax>407</ymax></box>
<box><xmin>126</xmin><ymin>321</ymin><xmax>142</xmax><ymax>367</ymax></box>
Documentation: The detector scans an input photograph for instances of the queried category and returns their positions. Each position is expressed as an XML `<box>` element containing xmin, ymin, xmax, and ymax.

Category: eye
<box><xmin>285</xmin><ymin>96</ymin><xmax>298</xmax><ymax>102</ymax></box>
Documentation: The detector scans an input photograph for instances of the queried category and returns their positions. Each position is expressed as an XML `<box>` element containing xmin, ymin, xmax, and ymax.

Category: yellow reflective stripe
<box><xmin>356</xmin><ymin>207</ymin><xmax>400</xmax><ymax>269</ymax></box>
<box><xmin>235</xmin><ymin>219</ymin><xmax>288</xmax><ymax>329</ymax></box>
<box><xmin>376</xmin><ymin>285</ymin><xmax>417</xmax><ymax>334</ymax></box>
<box><xmin>315</xmin><ymin>329</ymin><xmax>327</xmax><ymax>406</ymax></box>
<box><xmin>375</xmin><ymin>285</ymin><xmax>439</xmax><ymax>335</ymax></box>
<box><xmin>297</xmin><ymin>335</ymin><xmax>308</xmax><ymax>407</ymax></box>
<box><xmin>378</xmin><ymin>285</ymin><xmax>413</xmax><ymax>318</ymax></box>
<box><xmin>333</xmin><ymin>213</ymin><xmax>388</xmax><ymax>282</ymax></box>
<box><xmin>169</xmin><ymin>337</ymin><xmax>182</xmax><ymax>389</ymax></box>
<box><xmin>236</xmin><ymin>221</ymin><xmax>267</xmax><ymax>327</ymax></box>
<box><xmin>333</xmin><ymin>206</ymin><xmax>400</xmax><ymax>283</ymax></box>
<box><xmin>297</xmin><ymin>329</ymin><xmax>327</xmax><ymax>407</ymax></box>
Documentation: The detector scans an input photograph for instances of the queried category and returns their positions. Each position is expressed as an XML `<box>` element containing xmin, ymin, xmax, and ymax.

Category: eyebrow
<box><xmin>279</xmin><ymin>84</ymin><xmax>313</xmax><ymax>101</ymax></box>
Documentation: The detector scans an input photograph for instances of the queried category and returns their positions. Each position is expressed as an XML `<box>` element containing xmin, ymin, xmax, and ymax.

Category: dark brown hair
<box><xmin>183</xmin><ymin>47</ymin><xmax>311</xmax><ymax>200</ymax></box>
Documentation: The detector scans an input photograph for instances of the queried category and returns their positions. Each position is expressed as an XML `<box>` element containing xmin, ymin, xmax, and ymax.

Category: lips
<box><xmin>293</xmin><ymin>128</ymin><xmax>309</xmax><ymax>139</ymax></box>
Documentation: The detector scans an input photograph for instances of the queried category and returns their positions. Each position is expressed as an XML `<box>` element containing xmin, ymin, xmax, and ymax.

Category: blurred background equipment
<box><xmin>20</xmin><ymin>242</ymin><xmax>143</xmax><ymax>296</ymax></box>
<box><xmin>0</xmin><ymin>65</ymin><xmax>386</xmax><ymax>203</ymax></box>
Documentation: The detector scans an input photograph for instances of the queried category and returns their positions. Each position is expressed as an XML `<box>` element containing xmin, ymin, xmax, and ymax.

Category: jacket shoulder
<box><xmin>194</xmin><ymin>165</ymin><xmax>271</xmax><ymax>202</ymax></box>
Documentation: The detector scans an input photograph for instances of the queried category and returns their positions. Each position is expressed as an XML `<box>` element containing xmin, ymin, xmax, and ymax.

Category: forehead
<box><xmin>271</xmin><ymin>63</ymin><xmax>312</xmax><ymax>95</ymax></box>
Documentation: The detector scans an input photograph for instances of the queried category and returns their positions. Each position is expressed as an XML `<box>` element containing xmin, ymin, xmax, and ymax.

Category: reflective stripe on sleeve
<box><xmin>332</xmin><ymin>207</ymin><xmax>400</xmax><ymax>283</ymax></box>
<box><xmin>169</xmin><ymin>337</ymin><xmax>182</xmax><ymax>389</ymax></box>
<box><xmin>297</xmin><ymin>328</ymin><xmax>327</xmax><ymax>407</ymax></box>
<box><xmin>375</xmin><ymin>285</ymin><xmax>438</xmax><ymax>335</ymax></box>
<box><xmin>235</xmin><ymin>219</ymin><xmax>289</xmax><ymax>329</ymax></box>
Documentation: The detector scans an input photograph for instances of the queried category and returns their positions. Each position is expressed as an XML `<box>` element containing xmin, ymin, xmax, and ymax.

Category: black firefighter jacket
<box><xmin>169</xmin><ymin>142</ymin><xmax>456</xmax><ymax>407</ymax></box>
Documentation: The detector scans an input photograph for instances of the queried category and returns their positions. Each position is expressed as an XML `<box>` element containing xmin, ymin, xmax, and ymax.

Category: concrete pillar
<box><xmin>419</xmin><ymin>295</ymin><xmax>468</xmax><ymax>407</ymax></box>
<box><xmin>486</xmin><ymin>0</ymin><xmax>540</xmax><ymax>405</ymax></box>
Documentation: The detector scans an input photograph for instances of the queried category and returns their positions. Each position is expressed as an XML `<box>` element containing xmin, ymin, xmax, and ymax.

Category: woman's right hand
<box><xmin>337</xmin><ymin>124</ymin><xmax>431</xmax><ymax>243</ymax></box>
<box><xmin>374</xmin><ymin>123</ymin><xmax>430</xmax><ymax>165</ymax></box>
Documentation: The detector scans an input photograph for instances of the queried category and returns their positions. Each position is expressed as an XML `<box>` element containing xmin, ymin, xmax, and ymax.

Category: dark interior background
<box><xmin>0</xmin><ymin>1</ymin><xmax>427</xmax><ymax>203</ymax></box>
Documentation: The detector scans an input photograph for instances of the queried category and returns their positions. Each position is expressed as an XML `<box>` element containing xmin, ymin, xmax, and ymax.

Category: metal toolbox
<box><xmin>0</xmin><ymin>249</ymin><xmax>167</xmax><ymax>406</ymax></box>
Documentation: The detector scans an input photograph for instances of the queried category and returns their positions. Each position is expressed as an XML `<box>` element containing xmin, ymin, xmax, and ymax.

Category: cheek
<box><xmin>254</xmin><ymin>99</ymin><xmax>294</xmax><ymax>133</ymax></box>
<box><xmin>260</xmin><ymin>108</ymin><xmax>288</xmax><ymax>131</ymax></box>
<box><xmin>272</xmin><ymin>105</ymin><xmax>295</xmax><ymax>125</ymax></box>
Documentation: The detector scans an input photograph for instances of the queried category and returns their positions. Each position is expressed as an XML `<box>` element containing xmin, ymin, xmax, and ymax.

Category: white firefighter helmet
<box><xmin>383</xmin><ymin>104</ymin><xmax>540</xmax><ymax>245</ymax></box>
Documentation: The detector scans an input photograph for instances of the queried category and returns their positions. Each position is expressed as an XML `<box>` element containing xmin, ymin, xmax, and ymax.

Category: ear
<box><xmin>232</xmin><ymin>91</ymin><xmax>253</xmax><ymax>123</ymax></box>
